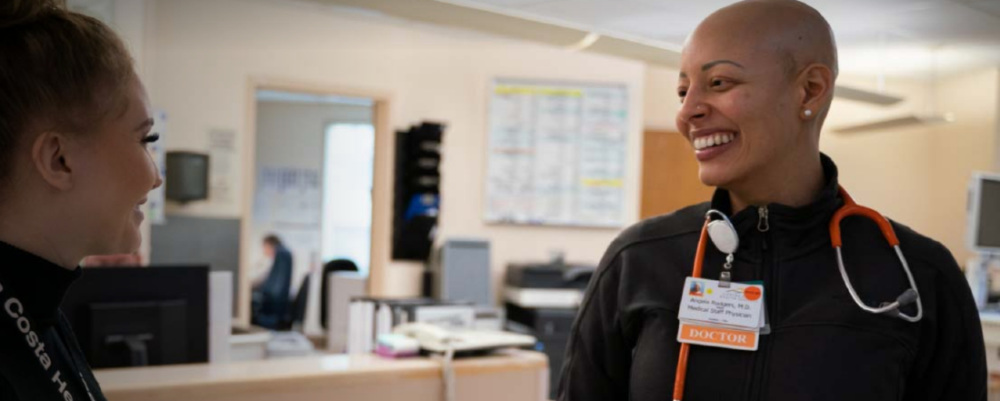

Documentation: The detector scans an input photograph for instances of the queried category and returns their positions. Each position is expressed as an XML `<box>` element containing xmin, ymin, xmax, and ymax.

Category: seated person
<box><xmin>251</xmin><ymin>235</ymin><xmax>293</xmax><ymax>330</ymax></box>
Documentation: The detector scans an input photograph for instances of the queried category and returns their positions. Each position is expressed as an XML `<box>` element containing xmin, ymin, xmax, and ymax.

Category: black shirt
<box><xmin>558</xmin><ymin>154</ymin><xmax>987</xmax><ymax>401</ymax></box>
<box><xmin>0</xmin><ymin>241</ymin><xmax>106</xmax><ymax>401</ymax></box>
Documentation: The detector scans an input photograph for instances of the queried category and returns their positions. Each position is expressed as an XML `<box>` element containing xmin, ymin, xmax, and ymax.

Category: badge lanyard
<box><xmin>672</xmin><ymin>220</ymin><xmax>709</xmax><ymax>401</ymax></box>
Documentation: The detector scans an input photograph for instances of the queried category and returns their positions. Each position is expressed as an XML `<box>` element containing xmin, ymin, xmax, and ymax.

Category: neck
<box><xmin>728</xmin><ymin>151</ymin><xmax>824</xmax><ymax>213</ymax></box>
<box><xmin>0</xmin><ymin>200</ymin><xmax>82</xmax><ymax>270</ymax></box>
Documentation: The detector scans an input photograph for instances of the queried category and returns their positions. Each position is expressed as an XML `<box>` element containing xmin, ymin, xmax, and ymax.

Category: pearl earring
<box><xmin>804</xmin><ymin>109</ymin><xmax>813</xmax><ymax>117</ymax></box>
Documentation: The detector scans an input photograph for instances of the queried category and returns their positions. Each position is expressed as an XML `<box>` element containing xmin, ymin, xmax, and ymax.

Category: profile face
<box><xmin>72</xmin><ymin>77</ymin><xmax>162</xmax><ymax>255</ymax></box>
<box><xmin>675</xmin><ymin>24</ymin><xmax>802</xmax><ymax>189</ymax></box>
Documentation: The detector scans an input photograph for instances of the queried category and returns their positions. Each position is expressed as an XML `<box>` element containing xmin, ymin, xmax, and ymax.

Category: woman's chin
<box><xmin>697</xmin><ymin>168</ymin><xmax>731</xmax><ymax>189</ymax></box>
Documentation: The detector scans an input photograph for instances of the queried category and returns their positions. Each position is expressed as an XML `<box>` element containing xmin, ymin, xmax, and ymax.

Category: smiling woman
<box><xmin>0</xmin><ymin>0</ymin><xmax>161</xmax><ymax>400</ymax></box>
<box><xmin>558</xmin><ymin>1</ymin><xmax>986</xmax><ymax>401</ymax></box>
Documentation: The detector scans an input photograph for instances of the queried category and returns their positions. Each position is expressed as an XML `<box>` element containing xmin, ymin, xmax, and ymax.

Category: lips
<box><xmin>133</xmin><ymin>198</ymin><xmax>147</xmax><ymax>222</ymax></box>
<box><xmin>689</xmin><ymin>129</ymin><xmax>738</xmax><ymax>162</ymax></box>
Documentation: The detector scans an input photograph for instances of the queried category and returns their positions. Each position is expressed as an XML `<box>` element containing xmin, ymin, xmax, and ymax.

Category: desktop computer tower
<box><xmin>427</xmin><ymin>239</ymin><xmax>493</xmax><ymax>307</ymax></box>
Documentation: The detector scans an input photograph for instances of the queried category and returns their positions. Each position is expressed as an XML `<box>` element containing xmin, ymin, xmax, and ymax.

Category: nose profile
<box><xmin>152</xmin><ymin>173</ymin><xmax>164</xmax><ymax>190</ymax></box>
<box><xmin>677</xmin><ymin>92</ymin><xmax>708</xmax><ymax>126</ymax></box>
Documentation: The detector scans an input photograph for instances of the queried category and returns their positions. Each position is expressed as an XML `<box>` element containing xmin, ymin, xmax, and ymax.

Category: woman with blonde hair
<box><xmin>0</xmin><ymin>1</ymin><xmax>161</xmax><ymax>399</ymax></box>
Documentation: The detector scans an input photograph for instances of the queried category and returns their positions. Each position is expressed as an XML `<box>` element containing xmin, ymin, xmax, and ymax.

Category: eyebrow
<box><xmin>134</xmin><ymin>118</ymin><xmax>154</xmax><ymax>132</ymax></box>
<box><xmin>679</xmin><ymin>60</ymin><xmax>746</xmax><ymax>78</ymax></box>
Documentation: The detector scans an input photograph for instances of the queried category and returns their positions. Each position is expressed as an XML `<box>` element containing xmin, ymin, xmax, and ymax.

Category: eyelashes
<box><xmin>677</xmin><ymin>78</ymin><xmax>736</xmax><ymax>101</ymax></box>
<box><xmin>142</xmin><ymin>133</ymin><xmax>160</xmax><ymax>144</ymax></box>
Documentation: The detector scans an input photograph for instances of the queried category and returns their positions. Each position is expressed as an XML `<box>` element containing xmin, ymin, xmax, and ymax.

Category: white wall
<box><xmin>643</xmin><ymin>65</ymin><xmax>681</xmax><ymax>132</ymax></box>
<box><xmin>823</xmin><ymin>70</ymin><xmax>1000</xmax><ymax>263</ymax></box>
<box><xmin>927</xmin><ymin>69</ymin><xmax>1000</xmax><ymax>263</ymax></box>
<box><xmin>149</xmin><ymin>0</ymin><xmax>645</xmax><ymax>321</ymax></box>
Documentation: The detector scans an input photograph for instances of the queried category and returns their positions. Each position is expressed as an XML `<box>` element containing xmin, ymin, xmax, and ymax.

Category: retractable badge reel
<box><xmin>706</xmin><ymin>210</ymin><xmax>739</xmax><ymax>287</ymax></box>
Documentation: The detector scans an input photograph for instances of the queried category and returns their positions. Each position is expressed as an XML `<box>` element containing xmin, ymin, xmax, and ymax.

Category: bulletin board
<box><xmin>485</xmin><ymin>78</ymin><xmax>629</xmax><ymax>227</ymax></box>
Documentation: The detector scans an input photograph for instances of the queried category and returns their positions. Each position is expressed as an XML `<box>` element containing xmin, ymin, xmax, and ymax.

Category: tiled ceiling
<box><xmin>460</xmin><ymin>0</ymin><xmax>1000</xmax><ymax>77</ymax></box>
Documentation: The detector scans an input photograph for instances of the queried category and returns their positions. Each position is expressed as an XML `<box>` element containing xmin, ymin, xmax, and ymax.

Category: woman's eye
<box><xmin>678</xmin><ymin>89</ymin><xmax>688</xmax><ymax>99</ymax></box>
<box><xmin>141</xmin><ymin>133</ymin><xmax>160</xmax><ymax>145</ymax></box>
<box><xmin>711</xmin><ymin>79</ymin><xmax>731</xmax><ymax>89</ymax></box>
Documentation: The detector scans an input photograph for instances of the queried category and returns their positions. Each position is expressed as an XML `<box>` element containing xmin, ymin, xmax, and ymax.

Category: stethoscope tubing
<box><xmin>834</xmin><ymin>245</ymin><xmax>923</xmax><ymax>322</ymax></box>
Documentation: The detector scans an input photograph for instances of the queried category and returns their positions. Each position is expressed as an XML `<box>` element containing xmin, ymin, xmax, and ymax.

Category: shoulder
<box><xmin>888</xmin><ymin>219</ymin><xmax>973</xmax><ymax>302</ymax></box>
<box><xmin>605</xmin><ymin>202</ymin><xmax>709</xmax><ymax>261</ymax></box>
<box><xmin>890</xmin><ymin>220</ymin><xmax>961</xmax><ymax>273</ymax></box>
<box><xmin>589</xmin><ymin>202</ymin><xmax>708</xmax><ymax>280</ymax></box>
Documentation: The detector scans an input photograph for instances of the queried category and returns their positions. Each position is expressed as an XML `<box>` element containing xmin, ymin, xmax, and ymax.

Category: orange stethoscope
<box><xmin>671</xmin><ymin>186</ymin><xmax>923</xmax><ymax>401</ymax></box>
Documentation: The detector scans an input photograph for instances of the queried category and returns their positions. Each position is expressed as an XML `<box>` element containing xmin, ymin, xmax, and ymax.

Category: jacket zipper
<box><xmin>757</xmin><ymin>206</ymin><xmax>770</xmax><ymax>235</ymax></box>
<box><xmin>747</xmin><ymin>206</ymin><xmax>773</xmax><ymax>401</ymax></box>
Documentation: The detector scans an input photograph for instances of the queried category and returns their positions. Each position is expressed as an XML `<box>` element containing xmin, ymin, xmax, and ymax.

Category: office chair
<box><xmin>320</xmin><ymin>259</ymin><xmax>359</xmax><ymax>329</ymax></box>
<box><xmin>284</xmin><ymin>274</ymin><xmax>310</xmax><ymax>331</ymax></box>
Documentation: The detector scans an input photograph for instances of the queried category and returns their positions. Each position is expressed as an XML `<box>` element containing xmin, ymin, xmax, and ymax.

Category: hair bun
<box><xmin>0</xmin><ymin>0</ymin><xmax>62</xmax><ymax>29</ymax></box>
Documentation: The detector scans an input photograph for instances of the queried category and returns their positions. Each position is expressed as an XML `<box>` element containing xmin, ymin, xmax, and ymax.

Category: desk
<box><xmin>982</xmin><ymin>312</ymin><xmax>1000</xmax><ymax>345</ymax></box>
<box><xmin>981</xmin><ymin>313</ymin><xmax>1000</xmax><ymax>376</ymax></box>
<box><xmin>94</xmin><ymin>350</ymin><xmax>548</xmax><ymax>401</ymax></box>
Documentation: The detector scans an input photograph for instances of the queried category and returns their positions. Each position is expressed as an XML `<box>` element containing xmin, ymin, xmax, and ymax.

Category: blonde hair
<box><xmin>0</xmin><ymin>0</ymin><xmax>136</xmax><ymax>187</ymax></box>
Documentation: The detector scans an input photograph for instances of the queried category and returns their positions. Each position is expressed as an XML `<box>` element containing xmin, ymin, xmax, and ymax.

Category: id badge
<box><xmin>676</xmin><ymin>277</ymin><xmax>765</xmax><ymax>351</ymax></box>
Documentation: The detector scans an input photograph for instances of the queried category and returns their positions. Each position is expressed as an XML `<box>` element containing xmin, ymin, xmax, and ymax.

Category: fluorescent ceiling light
<box><xmin>832</xmin><ymin>113</ymin><xmax>955</xmax><ymax>134</ymax></box>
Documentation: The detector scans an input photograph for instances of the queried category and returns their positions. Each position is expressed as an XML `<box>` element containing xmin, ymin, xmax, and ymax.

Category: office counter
<box><xmin>94</xmin><ymin>349</ymin><xmax>549</xmax><ymax>401</ymax></box>
<box><xmin>983</xmin><ymin>312</ymin><xmax>1000</xmax><ymax>344</ymax></box>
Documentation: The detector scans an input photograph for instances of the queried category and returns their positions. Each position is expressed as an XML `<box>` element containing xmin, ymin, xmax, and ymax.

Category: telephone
<box><xmin>392</xmin><ymin>322</ymin><xmax>536</xmax><ymax>354</ymax></box>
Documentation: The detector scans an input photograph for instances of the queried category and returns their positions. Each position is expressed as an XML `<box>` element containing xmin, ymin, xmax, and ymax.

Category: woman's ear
<box><xmin>798</xmin><ymin>63</ymin><xmax>834</xmax><ymax>119</ymax></box>
<box><xmin>30</xmin><ymin>131</ymin><xmax>75</xmax><ymax>191</ymax></box>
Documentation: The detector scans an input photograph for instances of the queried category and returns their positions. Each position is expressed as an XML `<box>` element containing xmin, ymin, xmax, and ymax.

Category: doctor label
<box><xmin>678</xmin><ymin>322</ymin><xmax>759</xmax><ymax>351</ymax></box>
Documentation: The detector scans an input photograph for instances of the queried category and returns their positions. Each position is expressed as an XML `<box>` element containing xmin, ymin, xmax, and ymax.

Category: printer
<box><xmin>504</xmin><ymin>262</ymin><xmax>594</xmax><ymax>309</ymax></box>
<box><xmin>504</xmin><ymin>261</ymin><xmax>594</xmax><ymax>399</ymax></box>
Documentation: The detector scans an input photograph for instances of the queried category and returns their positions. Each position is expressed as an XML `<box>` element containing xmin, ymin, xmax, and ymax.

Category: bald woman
<box><xmin>557</xmin><ymin>1</ymin><xmax>986</xmax><ymax>400</ymax></box>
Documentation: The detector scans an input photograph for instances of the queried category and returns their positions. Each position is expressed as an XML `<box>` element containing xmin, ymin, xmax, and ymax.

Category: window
<box><xmin>321</xmin><ymin>123</ymin><xmax>375</xmax><ymax>275</ymax></box>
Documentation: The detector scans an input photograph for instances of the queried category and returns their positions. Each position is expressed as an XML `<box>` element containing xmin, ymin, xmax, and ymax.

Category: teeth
<box><xmin>693</xmin><ymin>132</ymin><xmax>736</xmax><ymax>151</ymax></box>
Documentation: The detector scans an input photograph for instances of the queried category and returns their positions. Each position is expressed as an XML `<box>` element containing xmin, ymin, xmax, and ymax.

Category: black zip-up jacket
<box><xmin>558</xmin><ymin>155</ymin><xmax>987</xmax><ymax>401</ymax></box>
<box><xmin>0</xmin><ymin>241</ymin><xmax>106</xmax><ymax>401</ymax></box>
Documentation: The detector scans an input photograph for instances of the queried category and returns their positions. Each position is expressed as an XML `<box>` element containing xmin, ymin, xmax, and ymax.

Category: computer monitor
<box><xmin>165</xmin><ymin>151</ymin><xmax>209</xmax><ymax>203</ymax></box>
<box><xmin>61</xmin><ymin>266</ymin><xmax>209</xmax><ymax>368</ymax></box>
<box><xmin>968</xmin><ymin>172</ymin><xmax>1000</xmax><ymax>254</ymax></box>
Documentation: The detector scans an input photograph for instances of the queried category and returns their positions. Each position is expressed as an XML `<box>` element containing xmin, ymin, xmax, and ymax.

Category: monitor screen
<box><xmin>62</xmin><ymin>266</ymin><xmax>209</xmax><ymax>368</ymax></box>
<box><xmin>165</xmin><ymin>152</ymin><xmax>209</xmax><ymax>203</ymax></box>
<box><xmin>87</xmin><ymin>300</ymin><xmax>188</xmax><ymax>367</ymax></box>
<box><xmin>977</xmin><ymin>178</ymin><xmax>1000</xmax><ymax>249</ymax></box>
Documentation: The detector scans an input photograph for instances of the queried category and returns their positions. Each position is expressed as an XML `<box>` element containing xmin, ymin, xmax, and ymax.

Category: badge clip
<box><xmin>706</xmin><ymin>210</ymin><xmax>739</xmax><ymax>288</ymax></box>
<box><xmin>719</xmin><ymin>254</ymin><xmax>734</xmax><ymax>288</ymax></box>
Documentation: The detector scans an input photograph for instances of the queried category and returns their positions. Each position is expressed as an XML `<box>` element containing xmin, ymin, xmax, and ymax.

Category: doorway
<box><xmin>248</xmin><ymin>89</ymin><xmax>375</xmax><ymax>334</ymax></box>
<box><xmin>640</xmin><ymin>129</ymin><xmax>713</xmax><ymax>218</ymax></box>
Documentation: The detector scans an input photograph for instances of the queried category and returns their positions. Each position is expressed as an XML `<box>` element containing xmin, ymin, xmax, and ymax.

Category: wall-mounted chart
<box><xmin>485</xmin><ymin>79</ymin><xmax>628</xmax><ymax>227</ymax></box>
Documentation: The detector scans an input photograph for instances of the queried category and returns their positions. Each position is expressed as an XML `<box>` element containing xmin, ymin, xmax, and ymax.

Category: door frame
<box><xmin>239</xmin><ymin>77</ymin><xmax>392</xmax><ymax>326</ymax></box>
